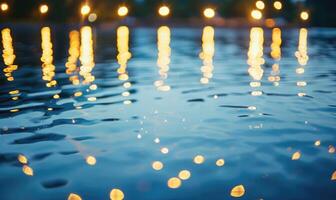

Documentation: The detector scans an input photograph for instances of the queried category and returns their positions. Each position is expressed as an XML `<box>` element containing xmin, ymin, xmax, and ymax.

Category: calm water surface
<box><xmin>0</xmin><ymin>25</ymin><xmax>336</xmax><ymax>200</ymax></box>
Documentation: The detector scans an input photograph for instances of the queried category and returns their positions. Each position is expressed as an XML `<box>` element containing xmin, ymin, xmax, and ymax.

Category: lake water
<box><xmin>0</xmin><ymin>25</ymin><xmax>336</xmax><ymax>200</ymax></box>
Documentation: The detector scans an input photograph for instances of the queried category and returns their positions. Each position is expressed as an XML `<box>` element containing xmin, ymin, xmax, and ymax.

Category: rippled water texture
<box><xmin>0</xmin><ymin>25</ymin><xmax>336</xmax><ymax>200</ymax></box>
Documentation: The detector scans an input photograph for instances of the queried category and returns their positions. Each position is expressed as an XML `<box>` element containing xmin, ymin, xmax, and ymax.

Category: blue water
<box><xmin>0</xmin><ymin>25</ymin><xmax>336</xmax><ymax>200</ymax></box>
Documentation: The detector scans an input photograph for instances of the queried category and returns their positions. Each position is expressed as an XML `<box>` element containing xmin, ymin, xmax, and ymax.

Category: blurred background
<box><xmin>0</xmin><ymin>0</ymin><xmax>336</xmax><ymax>27</ymax></box>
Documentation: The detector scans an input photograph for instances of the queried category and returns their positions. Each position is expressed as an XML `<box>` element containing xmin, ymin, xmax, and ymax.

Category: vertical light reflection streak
<box><xmin>199</xmin><ymin>26</ymin><xmax>215</xmax><ymax>84</ymax></box>
<box><xmin>154</xmin><ymin>26</ymin><xmax>171</xmax><ymax>92</ymax></box>
<box><xmin>116</xmin><ymin>26</ymin><xmax>132</xmax><ymax>104</ymax></box>
<box><xmin>268</xmin><ymin>28</ymin><xmax>282</xmax><ymax>86</ymax></box>
<box><xmin>79</xmin><ymin>26</ymin><xmax>95</xmax><ymax>85</ymax></box>
<box><xmin>66</xmin><ymin>30</ymin><xmax>80</xmax><ymax>86</ymax></box>
<box><xmin>1</xmin><ymin>28</ymin><xmax>17</xmax><ymax>82</ymax></box>
<box><xmin>247</xmin><ymin>27</ymin><xmax>264</xmax><ymax>96</ymax></box>
<box><xmin>41</xmin><ymin>27</ymin><xmax>57</xmax><ymax>87</ymax></box>
<box><xmin>295</xmin><ymin>28</ymin><xmax>309</xmax><ymax>96</ymax></box>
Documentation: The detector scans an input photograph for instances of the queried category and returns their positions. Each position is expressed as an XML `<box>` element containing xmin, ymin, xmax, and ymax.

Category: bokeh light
<box><xmin>39</xmin><ymin>4</ymin><xmax>48</xmax><ymax>14</ymax></box>
<box><xmin>118</xmin><ymin>6</ymin><xmax>128</xmax><ymax>17</ymax></box>
<box><xmin>158</xmin><ymin>5</ymin><xmax>170</xmax><ymax>17</ymax></box>
<box><xmin>256</xmin><ymin>1</ymin><xmax>265</xmax><ymax>10</ymax></box>
<box><xmin>274</xmin><ymin>1</ymin><xmax>283</xmax><ymax>10</ymax></box>
<box><xmin>203</xmin><ymin>8</ymin><xmax>215</xmax><ymax>19</ymax></box>
<box><xmin>1</xmin><ymin>2</ymin><xmax>8</xmax><ymax>11</ymax></box>
<box><xmin>251</xmin><ymin>9</ymin><xmax>262</xmax><ymax>20</ymax></box>
<box><xmin>81</xmin><ymin>5</ymin><xmax>90</xmax><ymax>16</ymax></box>
<box><xmin>300</xmin><ymin>11</ymin><xmax>309</xmax><ymax>21</ymax></box>
<box><xmin>88</xmin><ymin>13</ymin><xmax>97</xmax><ymax>22</ymax></box>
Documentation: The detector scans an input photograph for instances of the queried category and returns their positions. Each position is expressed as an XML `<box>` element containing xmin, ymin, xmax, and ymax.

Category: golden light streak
<box><xmin>158</xmin><ymin>5</ymin><xmax>170</xmax><ymax>17</ymax></box>
<box><xmin>1</xmin><ymin>28</ymin><xmax>18</xmax><ymax>81</ymax></box>
<box><xmin>295</xmin><ymin>28</ymin><xmax>309</xmax><ymax>95</ymax></box>
<box><xmin>269</xmin><ymin>28</ymin><xmax>282</xmax><ymax>85</ymax></box>
<box><xmin>66</xmin><ymin>30</ymin><xmax>80</xmax><ymax>85</ymax></box>
<box><xmin>79</xmin><ymin>26</ymin><xmax>95</xmax><ymax>84</ymax></box>
<box><xmin>118</xmin><ymin>6</ymin><xmax>128</xmax><ymax>17</ymax></box>
<box><xmin>203</xmin><ymin>8</ymin><xmax>215</xmax><ymax>19</ymax></box>
<box><xmin>41</xmin><ymin>27</ymin><xmax>57</xmax><ymax>87</ymax></box>
<box><xmin>199</xmin><ymin>26</ymin><xmax>215</xmax><ymax>84</ymax></box>
<box><xmin>155</xmin><ymin>26</ymin><xmax>171</xmax><ymax>91</ymax></box>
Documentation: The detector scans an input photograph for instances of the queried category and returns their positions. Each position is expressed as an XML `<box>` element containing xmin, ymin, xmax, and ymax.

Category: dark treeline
<box><xmin>1</xmin><ymin>0</ymin><xmax>336</xmax><ymax>26</ymax></box>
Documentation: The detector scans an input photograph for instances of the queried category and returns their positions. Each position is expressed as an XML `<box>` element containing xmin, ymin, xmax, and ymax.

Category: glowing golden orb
<box><xmin>81</xmin><ymin>5</ymin><xmax>90</xmax><ymax>16</ymax></box>
<box><xmin>118</xmin><ymin>6</ymin><xmax>128</xmax><ymax>17</ymax></box>
<box><xmin>40</xmin><ymin>4</ymin><xmax>48</xmax><ymax>14</ymax></box>
<box><xmin>203</xmin><ymin>8</ymin><xmax>215</xmax><ymax>19</ymax></box>
<box><xmin>300</xmin><ymin>11</ymin><xmax>309</xmax><ymax>21</ymax></box>
<box><xmin>158</xmin><ymin>6</ymin><xmax>170</xmax><ymax>17</ymax></box>
<box><xmin>251</xmin><ymin>9</ymin><xmax>262</xmax><ymax>20</ymax></box>
<box><xmin>256</xmin><ymin>1</ymin><xmax>265</xmax><ymax>10</ymax></box>
<box><xmin>274</xmin><ymin>1</ymin><xmax>282</xmax><ymax>10</ymax></box>
<box><xmin>1</xmin><ymin>3</ymin><xmax>8</xmax><ymax>11</ymax></box>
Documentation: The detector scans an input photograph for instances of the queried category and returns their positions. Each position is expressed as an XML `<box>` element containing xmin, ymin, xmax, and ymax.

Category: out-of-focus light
<box><xmin>300</xmin><ymin>11</ymin><xmax>309</xmax><ymax>21</ymax></box>
<box><xmin>1</xmin><ymin>3</ymin><xmax>8</xmax><ymax>11</ymax></box>
<box><xmin>274</xmin><ymin>1</ymin><xmax>282</xmax><ymax>10</ymax></box>
<box><xmin>81</xmin><ymin>5</ymin><xmax>90</xmax><ymax>16</ymax></box>
<box><xmin>40</xmin><ymin>4</ymin><xmax>48</xmax><ymax>14</ymax></box>
<box><xmin>256</xmin><ymin>1</ymin><xmax>265</xmax><ymax>10</ymax></box>
<box><xmin>203</xmin><ymin>8</ymin><xmax>215</xmax><ymax>19</ymax></box>
<box><xmin>251</xmin><ymin>9</ymin><xmax>262</xmax><ymax>20</ymax></box>
<box><xmin>158</xmin><ymin>5</ymin><xmax>170</xmax><ymax>17</ymax></box>
<box><xmin>118</xmin><ymin>6</ymin><xmax>128</xmax><ymax>17</ymax></box>
<box><xmin>88</xmin><ymin>13</ymin><xmax>97</xmax><ymax>22</ymax></box>
<box><xmin>265</xmin><ymin>18</ymin><xmax>276</xmax><ymax>28</ymax></box>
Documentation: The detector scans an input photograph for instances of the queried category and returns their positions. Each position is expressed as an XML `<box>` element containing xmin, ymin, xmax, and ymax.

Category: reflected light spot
<box><xmin>22</xmin><ymin>165</ymin><xmax>34</xmax><ymax>176</ymax></box>
<box><xmin>110</xmin><ymin>188</ymin><xmax>124</xmax><ymax>200</ymax></box>
<box><xmin>152</xmin><ymin>161</ymin><xmax>163</xmax><ymax>171</ymax></box>
<box><xmin>123</xmin><ymin>82</ymin><xmax>131</xmax><ymax>88</ymax></box>
<box><xmin>123</xmin><ymin>100</ymin><xmax>132</xmax><ymax>105</ymax></box>
<box><xmin>193</xmin><ymin>155</ymin><xmax>205</xmax><ymax>164</ymax></box>
<box><xmin>328</xmin><ymin>145</ymin><xmax>335</xmax><ymax>154</ymax></box>
<box><xmin>291</xmin><ymin>151</ymin><xmax>301</xmax><ymax>160</ymax></box>
<box><xmin>74</xmin><ymin>91</ymin><xmax>82</xmax><ymax>97</ymax></box>
<box><xmin>314</xmin><ymin>140</ymin><xmax>321</xmax><ymax>146</ymax></box>
<box><xmin>88</xmin><ymin>97</ymin><xmax>97</xmax><ymax>102</ymax></box>
<box><xmin>216</xmin><ymin>159</ymin><xmax>225</xmax><ymax>167</ymax></box>
<box><xmin>18</xmin><ymin>154</ymin><xmax>28</xmax><ymax>164</ymax></box>
<box><xmin>154</xmin><ymin>138</ymin><xmax>160</xmax><ymax>143</ymax></box>
<box><xmin>53</xmin><ymin>94</ymin><xmax>60</xmax><ymax>99</ymax></box>
<box><xmin>161</xmin><ymin>147</ymin><xmax>169</xmax><ymax>154</ymax></box>
<box><xmin>203</xmin><ymin>8</ymin><xmax>215</xmax><ymax>19</ymax></box>
<box><xmin>89</xmin><ymin>84</ymin><xmax>97</xmax><ymax>90</ymax></box>
<box><xmin>118</xmin><ymin>6</ymin><xmax>128</xmax><ymax>17</ymax></box>
<box><xmin>178</xmin><ymin>170</ymin><xmax>191</xmax><ymax>180</ymax></box>
<box><xmin>167</xmin><ymin>177</ymin><xmax>181</xmax><ymax>189</ymax></box>
<box><xmin>231</xmin><ymin>185</ymin><xmax>245</xmax><ymax>197</ymax></box>
<box><xmin>86</xmin><ymin>156</ymin><xmax>96</xmax><ymax>165</ymax></box>
<box><xmin>331</xmin><ymin>171</ymin><xmax>336</xmax><ymax>181</ymax></box>
<box><xmin>68</xmin><ymin>193</ymin><xmax>82</xmax><ymax>200</ymax></box>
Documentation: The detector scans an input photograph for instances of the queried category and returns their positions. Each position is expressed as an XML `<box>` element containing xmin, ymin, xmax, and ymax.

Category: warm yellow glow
<box><xmin>203</xmin><ymin>8</ymin><xmax>215</xmax><ymax>19</ymax></box>
<box><xmin>88</xmin><ymin>13</ymin><xmax>97</xmax><ymax>22</ymax></box>
<box><xmin>1</xmin><ymin>28</ymin><xmax>18</xmax><ymax>82</ymax></box>
<box><xmin>155</xmin><ymin>26</ymin><xmax>171</xmax><ymax>91</ymax></box>
<box><xmin>295</xmin><ymin>28</ymin><xmax>308</xmax><ymax>66</ymax></box>
<box><xmin>193</xmin><ymin>155</ymin><xmax>205</xmax><ymax>164</ymax></box>
<box><xmin>216</xmin><ymin>158</ymin><xmax>225</xmax><ymax>167</ymax></box>
<box><xmin>40</xmin><ymin>4</ymin><xmax>48</xmax><ymax>14</ymax></box>
<box><xmin>66</xmin><ymin>30</ymin><xmax>80</xmax><ymax>85</ymax></box>
<box><xmin>152</xmin><ymin>161</ymin><xmax>164</xmax><ymax>171</ymax></box>
<box><xmin>118</xmin><ymin>6</ymin><xmax>128</xmax><ymax>17</ymax></box>
<box><xmin>300</xmin><ymin>11</ymin><xmax>309</xmax><ymax>21</ymax></box>
<box><xmin>247</xmin><ymin>27</ymin><xmax>264</xmax><ymax>96</ymax></box>
<box><xmin>158</xmin><ymin>5</ymin><xmax>170</xmax><ymax>17</ymax></box>
<box><xmin>199</xmin><ymin>26</ymin><xmax>215</xmax><ymax>84</ymax></box>
<box><xmin>41</xmin><ymin>27</ymin><xmax>57</xmax><ymax>87</ymax></box>
<box><xmin>231</xmin><ymin>185</ymin><xmax>245</xmax><ymax>197</ymax></box>
<box><xmin>314</xmin><ymin>140</ymin><xmax>321</xmax><ymax>146</ymax></box>
<box><xmin>67</xmin><ymin>193</ymin><xmax>82</xmax><ymax>200</ymax></box>
<box><xmin>79</xmin><ymin>26</ymin><xmax>95</xmax><ymax>84</ymax></box>
<box><xmin>251</xmin><ymin>9</ymin><xmax>262</xmax><ymax>20</ymax></box>
<box><xmin>117</xmin><ymin>26</ymin><xmax>131</xmax><ymax>81</ymax></box>
<box><xmin>178</xmin><ymin>170</ymin><xmax>191</xmax><ymax>180</ymax></box>
<box><xmin>271</xmin><ymin>28</ymin><xmax>282</xmax><ymax>60</ymax></box>
<box><xmin>22</xmin><ymin>165</ymin><xmax>34</xmax><ymax>176</ymax></box>
<box><xmin>274</xmin><ymin>1</ymin><xmax>282</xmax><ymax>10</ymax></box>
<box><xmin>331</xmin><ymin>171</ymin><xmax>336</xmax><ymax>180</ymax></box>
<box><xmin>160</xmin><ymin>147</ymin><xmax>169</xmax><ymax>154</ymax></box>
<box><xmin>256</xmin><ymin>1</ymin><xmax>265</xmax><ymax>10</ymax></box>
<box><xmin>1</xmin><ymin>2</ymin><xmax>8</xmax><ymax>11</ymax></box>
<box><xmin>18</xmin><ymin>154</ymin><xmax>28</xmax><ymax>164</ymax></box>
<box><xmin>110</xmin><ymin>188</ymin><xmax>124</xmax><ymax>200</ymax></box>
<box><xmin>329</xmin><ymin>145</ymin><xmax>336</xmax><ymax>153</ymax></box>
<box><xmin>292</xmin><ymin>151</ymin><xmax>301</xmax><ymax>160</ymax></box>
<box><xmin>167</xmin><ymin>177</ymin><xmax>181</xmax><ymax>189</ymax></box>
<box><xmin>81</xmin><ymin>5</ymin><xmax>90</xmax><ymax>16</ymax></box>
<box><xmin>86</xmin><ymin>155</ymin><xmax>96</xmax><ymax>165</ymax></box>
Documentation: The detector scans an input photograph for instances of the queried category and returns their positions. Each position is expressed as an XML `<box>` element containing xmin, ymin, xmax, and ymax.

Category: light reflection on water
<box><xmin>0</xmin><ymin>25</ymin><xmax>336</xmax><ymax>200</ymax></box>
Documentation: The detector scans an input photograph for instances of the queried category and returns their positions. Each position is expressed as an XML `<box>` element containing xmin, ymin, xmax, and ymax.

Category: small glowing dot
<box><xmin>74</xmin><ymin>91</ymin><xmax>83</xmax><ymax>97</ymax></box>
<box><xmin>53</xmin><ymin>94</ymin><xmax>60</xmax><ymax>99</ymax></box>
<box><xmin>167</xmin><ymin>177</ymin><xmax>181</xmax><ymax>189</ymax></box>
<box><xmin>329</xmin><ymin>145</ymin><xmax>335</xmax><ymax>153</ymax></box>
<box><xmin>18</xmin><ymin>154</ymin><xmax>28</xmax><ymax>164</ymax></box>
<box><xmin>89</xmin><ymin>84</ymin><xmax>97</xmax><ymax>90</ymax></box>
<box><xmin>1</xmin><ymin>3</ymin><xmax>8</xmax><ymax>11</ymax></box>
<box><xmin>300</xmin><ymin>11</ymin><xmax>309</xmax><ymax>21</ymax></box>
<box><xmin>248</xmin><ymin>106</ymin><xmax>257</xmax><ymax>111</ymax></box>
<box><xmin>203</xmin><ymin>8</ymin><xmax>215</xmax><ymax>19</ymax></box>
<box><xmin>158</xmin><ymin>6</ymin><xmax>170</xmax><ymax>17</ymax></box>
<box><xmin>154</xmin><ymin>138</ymin><xmax>160</xmax><ymax>143</ymax></box>
<box><xmin>274</xmin><ymin>1</ymin><xmax>282</xmax><ymax>10</ymax></box>
<box><xmin>178</xmin><ymin>170</ymin><xmax>191</xmax><ymax>180</ymax></box>
<box><xmin>22</xmin><ymin>165</ymin><xmax>34</xmax><ymax>176</ymax></box>
<box><xmin>314</xmin><ymin>140</ymin><xmax>321</xmax><ymax>146</ymax></box>
<box><xmin>88</xmin><ymin>13</ymin><xmax>97</xmax><ymax>22</ymax></box>
<box><xmin>216</xmin><ymin>158</ymin><xmax>225</xmax><ymax>167</ymax></box>
<box><xmin>256</xmin><ymin>1</ymin><xmax>265</xmax><ymax>10</ymax></box>
<box><xmin>231</xmin><ymin>185</ymin><xmax>245</xmax><ymax>197</ymax></box>
<box><xmin>88</xmin><ymin>97</ymin><xmax>97</xmax><ymax>102</ymax></box>
<box><xmin>193</xmin><ymin>155</ymin><xmax>205</xmax><ymax>164</ymax></box>
<box><xmin>161</xmin><ymin>147</ymin><xmax>169</xmax><ymax>154</ymax></box>
<box><xmin>67</xmin><ymin>193</ymin><xmax>82</xmax><ymax>200</ymax></box>
<box><xmin>292</xmin><ymin>151</ymin><xmax>301</xmax><ymax>160</ymax></box>
<box><xmin>251</xmin><ymin>9</ymin><xmax>263</xmax><ymax>20</ymax></box>
<box><xmin>40</xmin><ymin>4</ymin><xmax>48</xmax><ymax>14</ymax></box>
<box><xmin>152</xmin><ymin>161</ymin><xmax>164</xmax><ymax>171</ymax></box>
<box><xmin>118</xmin><ymin>6</ymin><xmax>128</xmax><ymax>17</ymax></box>
<box><xmin>123</xmin><ymin>100</ymin><xmax>132</xmax><ymax>105</ymax></box>
<box><xmin>110</xmin><ymin>188</ymin><xmax>124</xmax><ymax>200</ymax></box>
<box><xmin>123</xmin><ymin>82</ymin><xmax>131</xmax><ymax>88</ymax></box>
<box><xmin>86</xmin><ymin>156</ymin><xmax>96</xmax><ymax>165</ymax></box>
<box><xmin>81</xmin><ymin>5</ymin><xmax>90</xmax><ymax>16</ymax></box>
